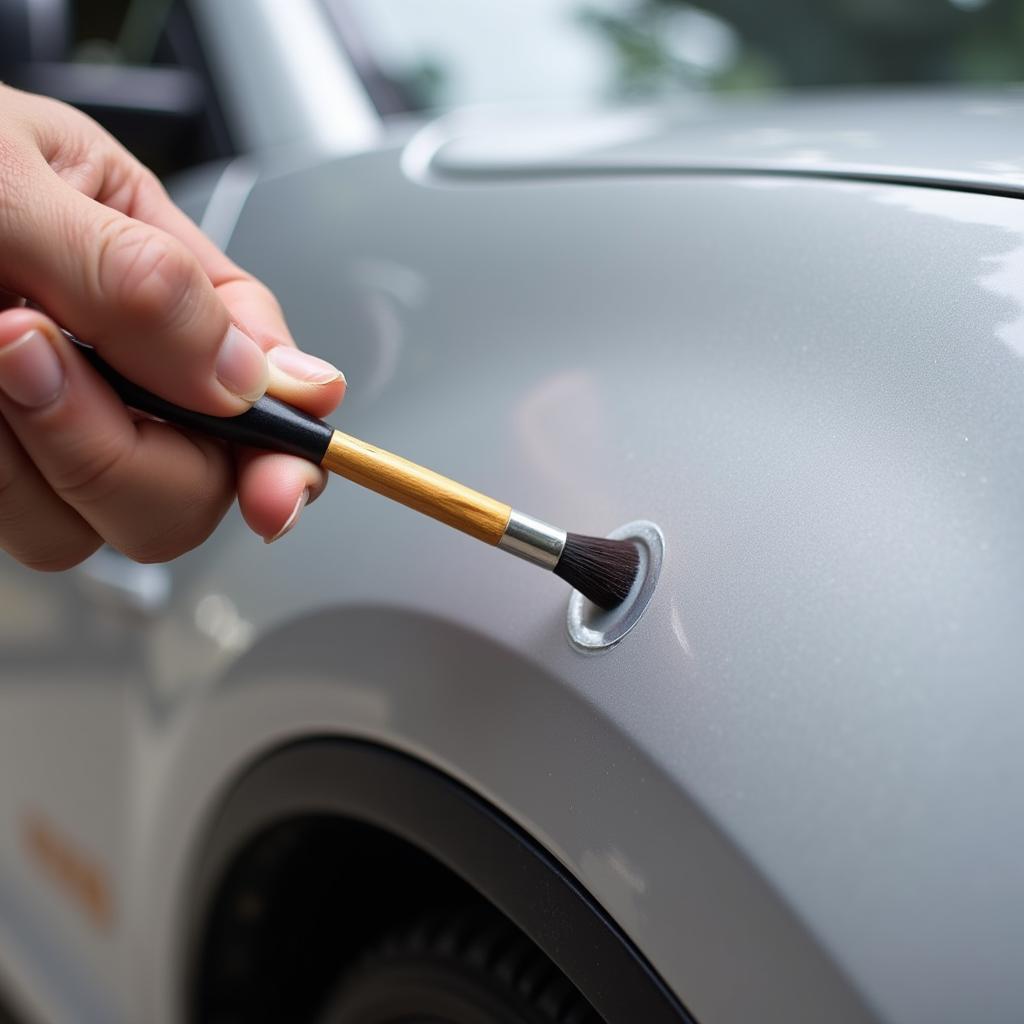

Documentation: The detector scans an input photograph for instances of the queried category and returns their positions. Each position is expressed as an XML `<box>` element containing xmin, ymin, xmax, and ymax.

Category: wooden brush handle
<box><xmin>323</xmin><ymin>431</ymin><xmax>511</xmax><ymax>544</ymax></box>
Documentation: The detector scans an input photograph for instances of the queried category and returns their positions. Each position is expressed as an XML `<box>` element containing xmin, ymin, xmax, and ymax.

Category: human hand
<box><xmin>0</xmin><ymin>85</ymin><xmax>344</xmax><ymax>570</ymax></box>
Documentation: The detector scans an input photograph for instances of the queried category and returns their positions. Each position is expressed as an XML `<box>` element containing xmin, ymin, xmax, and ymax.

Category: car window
<box><xmin>325</xmin><ymin>0</ymin><xmax>1024</xmax><ymax>114</ymax></box>
<box><xmin>1</xmin><ymin>0</ymin><xmax>233</xmax><ymax>176</ymax></box>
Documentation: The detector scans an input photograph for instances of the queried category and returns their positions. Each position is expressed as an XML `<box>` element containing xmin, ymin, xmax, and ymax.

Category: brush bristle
<box><xmin>554</xmin><ymin>533</ymin><xmax>641</xmax><ymax>610</ymax></box>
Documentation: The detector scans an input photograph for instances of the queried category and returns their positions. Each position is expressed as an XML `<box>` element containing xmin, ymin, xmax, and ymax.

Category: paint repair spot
<box><xmin>566</xmin><ymin>520</ymin><xmax>664</xmax><ymax>652</ymax></box>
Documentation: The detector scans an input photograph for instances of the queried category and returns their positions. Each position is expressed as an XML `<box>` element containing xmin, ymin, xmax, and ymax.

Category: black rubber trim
<box><xmin>184</xmin><ymin>739</ymin><xmax>695</xmax><ymax>1024</ymax></box>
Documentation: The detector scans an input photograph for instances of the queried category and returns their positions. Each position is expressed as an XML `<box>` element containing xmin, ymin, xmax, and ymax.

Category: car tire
<box><xmin>317</xmin><ymin>906</ymin><xmax>602</xmax><ymax>1024</ymax></box>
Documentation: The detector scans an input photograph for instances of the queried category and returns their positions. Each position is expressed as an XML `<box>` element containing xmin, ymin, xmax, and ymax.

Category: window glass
<box><xmin>330</xmin><ymin>0</ymin><xmax>1024</xmax><ymax>112</ymax></box>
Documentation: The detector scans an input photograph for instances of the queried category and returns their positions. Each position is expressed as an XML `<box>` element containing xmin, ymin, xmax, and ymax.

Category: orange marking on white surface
<box><xmin>21</xmin><ymin>811</ymin><xmax>114</xmax><ymax>931</ymax></box>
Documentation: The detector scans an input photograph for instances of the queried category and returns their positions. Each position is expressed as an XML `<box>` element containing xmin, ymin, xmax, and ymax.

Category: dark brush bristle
<box><xmin>554</xmin><ymin>533</ymin><xmax>641</xmax><ymax>610</ymax></box>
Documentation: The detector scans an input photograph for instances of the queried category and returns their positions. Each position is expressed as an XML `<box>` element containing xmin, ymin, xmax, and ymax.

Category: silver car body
<box><xmin>0</xmin><ymin>3</ymin><xmax>1022</xmax><ymax>1023</ymax></box>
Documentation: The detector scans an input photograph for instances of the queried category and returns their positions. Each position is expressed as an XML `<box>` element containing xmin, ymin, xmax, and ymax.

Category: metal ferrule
<box><xmin>497</xmin><ymin>509</ymin><xmax>567</xmax><ymax>571</ymax></box>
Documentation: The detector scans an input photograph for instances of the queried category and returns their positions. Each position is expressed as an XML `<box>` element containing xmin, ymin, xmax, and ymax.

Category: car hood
<box><xmin>428</xmin><ymin>87</ymin><xmax>1024</xmax><ymax>196</ymax></box>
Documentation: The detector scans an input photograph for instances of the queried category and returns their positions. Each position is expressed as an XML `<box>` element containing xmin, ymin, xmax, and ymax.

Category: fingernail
<box><xmin>264</xmin><ymin>488</ymin><xmax>309</xmax><ymax>544</ymax></box>
<box><xmin>268</xmin><ymin>346</ymin><xmax>344</xmax><ymax>386</ymax></box>
<box><xmin>216</xmin><ymin>324</ymin><xmax>268</xmax><ymax>402</ymax></box>
<box><xmin>0</xmin><ymin>330</ymin><xmax>65</xmax><ymax>408</ymax></box>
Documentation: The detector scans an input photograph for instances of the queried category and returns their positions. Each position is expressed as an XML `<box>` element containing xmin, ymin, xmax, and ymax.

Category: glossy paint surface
<box><xmin>130</xmin><ymin>148</ymin><xmax>1024</xmax><ymax>1024</ymax></box>
<box><xmin>433</xmin><ymin>88</ymin><xmax>1024</xmax><ymax>193</ymax></box>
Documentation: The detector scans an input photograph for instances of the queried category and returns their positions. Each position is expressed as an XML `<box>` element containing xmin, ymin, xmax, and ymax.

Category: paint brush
<box><xmin>66</xmin><ymin>334</ymin><xmax>640</xmax><ymax>610</ymax></box>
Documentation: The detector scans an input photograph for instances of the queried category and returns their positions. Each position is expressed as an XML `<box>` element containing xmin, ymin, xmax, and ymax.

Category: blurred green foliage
<box><xmin>579</xmin><ymin>0</ymin><xmax>1024</xmax><ymax>96</ymax></box>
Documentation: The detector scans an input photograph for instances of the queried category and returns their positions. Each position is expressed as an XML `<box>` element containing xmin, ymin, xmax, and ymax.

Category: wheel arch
<box><xmin>183</xmin><ymin>738</ymin><xmax>694</xmax><ymax>1024</ymax></box>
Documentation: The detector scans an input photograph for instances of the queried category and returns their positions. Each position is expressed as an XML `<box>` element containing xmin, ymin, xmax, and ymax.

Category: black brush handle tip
<box><xmin>66</xmin><ymin>333</ymin><xmax>333</xmax><ymax>464</ymax></box>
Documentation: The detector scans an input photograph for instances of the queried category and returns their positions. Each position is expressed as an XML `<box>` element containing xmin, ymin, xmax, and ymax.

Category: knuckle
<box><xmin>136</xmin><ymin>165</ymin><xmax>167</xmax><ymax>202</ymax></box>
<box><xmin>100</xmin><ymin>156</ymin><xmax>152</xmax><ymax>210</ymax></box>
<box><xmin>50</xmin><ymin>435</ymin><xmax>134</xmax><ymax>507</ymax></box>
<box><xmin>251</xmin><ymin>277</ymin><xmax>282</xmax><ymax>313</ymax></box>
<box><xmin>115</xmin><ymin>464</ymin><xmax>231</xmax><ymax>565</ymax></box>
<box><xmin>95</xmin><ymin>220</ymin><xmax>195</xmax><ymax>325</ymax></box>
<box><xmin>52</xmin><ymin>149</ymin><xmax>104</xmax><ymax>196</ymax></box>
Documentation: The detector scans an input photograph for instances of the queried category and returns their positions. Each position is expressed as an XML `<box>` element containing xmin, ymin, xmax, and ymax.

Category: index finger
<box><xmin>126</xmin><ymin>171</ymin><xmax>345</xmax><ymax>416</ymax></box>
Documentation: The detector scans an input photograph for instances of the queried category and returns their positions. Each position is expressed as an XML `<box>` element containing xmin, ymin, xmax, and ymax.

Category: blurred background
<box><xmin>3</xmin><ymin>0</ymin><xmax>1024</xmax><ymax>178</ymax></box>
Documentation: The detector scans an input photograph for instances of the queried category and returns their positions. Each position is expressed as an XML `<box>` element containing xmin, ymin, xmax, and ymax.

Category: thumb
<box><xmin>2</xmin><ymin>169</ymin><xmax>268</xmax><ymax>415</ymax></box>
